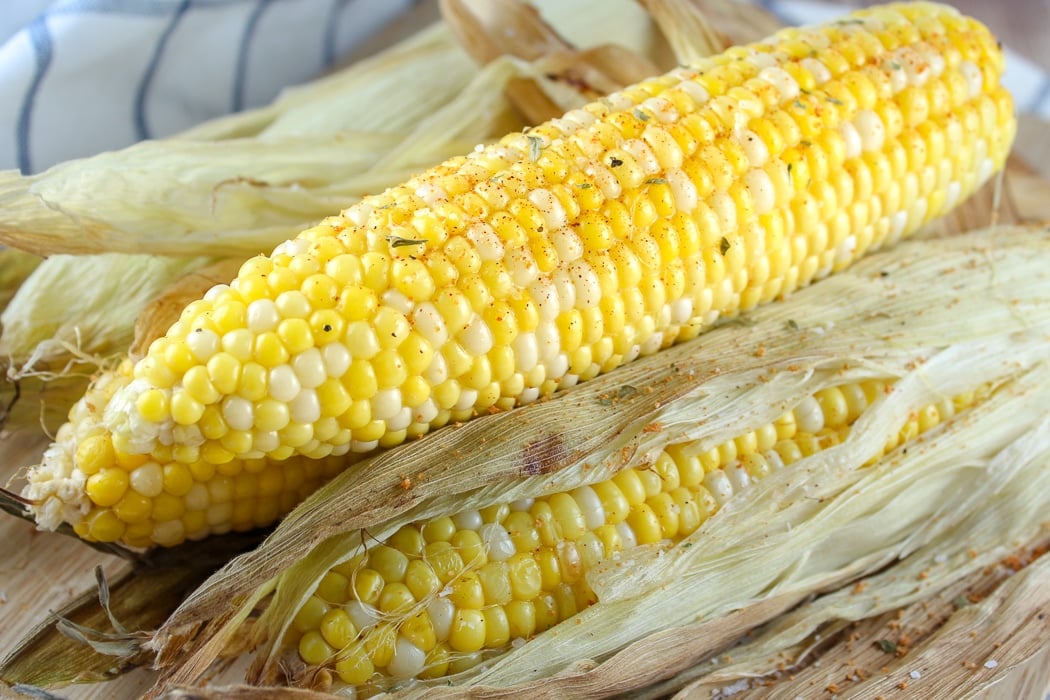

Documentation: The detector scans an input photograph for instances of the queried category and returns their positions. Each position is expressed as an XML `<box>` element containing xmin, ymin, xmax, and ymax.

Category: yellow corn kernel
<box><xmin>353</xmin><ymin>569</ymin><xmax>384</xmax><ymax>606</ymax></box>
<box><xmin>505</xmin><ymin>599</ymin><xmax>536</xmax><ymax>639</ymax></box>
<box><xmin>364</xmin><ymin>624</ymin><xmax>396</xmax><ymax>668</ymax></box>
<box><xmin>292</xmin><ymin>595</ymin><xmax>330</xmax><ymax>634</ymax></box>
<box><xmin>85</xmin><ymin>469</ymin><xmax>129</xmax><ymax>507</ymax></box>
<box><xmin>316</xmin><ymin>571</ymin><xmax>350</xmax><ymax>604</ymax></box>
<box><xmin>85</xmin><ymin>509</ymin><xmax>126</xmax><ymax>542</ymax></box>
<box><xmin>448</xmin><ymin>572</ymin><xmax>485</xmax><ymax>610</ymax></box>
<box><xmin>627</xmin><ymin>503</ymin><xmax>664</xmax><ymax>545</ymax></box>
<box><xmin>299</xmin><ymin>631</ymin><xmax>335</xmax><ymax>666</ymax></box>
<box><xmin>378</xmin><ymin>582</ymin><xmax>415</xmax><ymax>614</ymax></box>
<box><xmin>400</xmin><ymin>610</ymin><xmax>437</xmax><ymax>653</ymax></box>
<box><xmin>450</xmin><ymin>529</ymin><xmax>487</xmax><ymax>567</ymax></box>
<box><xmin>335</xmin><ymin>641</ymin><xmax>374</xmax><ymax>685</ymax></box>
<box><xmin>477</xmin><ymin>561</ymin><xmax>512</xmax><ymax>606</ymax></box>
<box><xmin>448</xmin><ymin>609</ymin><xmax>486</xmax><ymax>653</ymax></box>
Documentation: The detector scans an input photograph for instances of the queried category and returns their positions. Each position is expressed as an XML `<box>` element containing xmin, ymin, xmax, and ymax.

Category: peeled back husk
<box><xmin>143</xmin><ymin>226</ymin><xmax>1050</xmax><ymax>697</ymax></box>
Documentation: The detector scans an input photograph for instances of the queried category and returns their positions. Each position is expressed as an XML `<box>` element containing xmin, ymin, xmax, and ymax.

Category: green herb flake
<box><xmin>646</xmin><ymin>177</ymin><xmax>667</xmax><ymax>185</ymax></box>
<box><xmin>827</xmin><ymin>96</ymin><xmax>844</xmax><ymax>105</ymax></box>
<box><xmin>386</xmin><ymin>235</ymin><xmax>427</xmax><ymax>248</ymax></box>
<box><xmin>527</xmin><ymin>135</ymin><xmax>542</xmax><ymax>162</ymax></box>
<box><xmin>786</xmin><ymin>319</ymin><xmax>799</xmax><ymax>331</ymax></box>
<box><xmin>952</xmin><ymin>596</ymin><xmax>973</xmax><ymax>609</ymax></box>
<box><xmin>876</xmin><ymin>639</ymin><xmax>898</xmax><ymax>654</ymax></box>
<box><xmin>720</xmin><ymin>237</ymin><xmax>731</xmax><ymax>255</ymax></box>
<box><xmin>576</xmin><ymin>182</ymin><xmax>593</xmax><ymax>189</ymax></box>
<box><xmin>633</xmin><ymin>108</ymin><xmax>651</xmax><ymax>122</ymax></box>
<box><xmin>725</xmin><ymin>316</ymin><xmax>757</xmax><ymax>328</ymax></box>
<box><xmin>597</xmin><ymin>384</ymin><xmax>638</xmax><ymax>406</ymax></box>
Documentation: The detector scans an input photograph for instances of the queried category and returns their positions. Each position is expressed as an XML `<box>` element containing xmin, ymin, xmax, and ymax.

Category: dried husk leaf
<box><xmin>0</xmin><ymin>0</ymin><xmax>665</xmax><ymax>260</ymax></box>
<box><xmin>0</xmin><ymin>247</ymin><xmax>41</xmax><ymax>324</ymax></box>
<box><xmin>0</xmin><ymin>254</ymin><xmax>213</xmax><ymax>371</ymax></box>
<box><xmin>641</xmin><ymin>0</ymin><xmax>783</xmax><ymax>58</ymax></box>
<box><xmin>0</xmin><ymin>374</ymin><xmax>92</xmax><ymax>434</ymax></box>
<box><xmin>636</xmin><ymin>0</ymin><xmax>731</xmax><ymax>63</ymax></box>
<box><xmin>438</xmin><ymin>0</ymin><xmax>575</xmax><ymax>65</ymax></box>
<box><xmin>660</xmin><ymin>532</ymin><xmax>1050</xmax><ymax>698</ymax></box>
<box><xmin>439</xmin><ymin>0</ymin><xmax>661</xmax><ymax>124</ymax></box>
<box><xmin>143</xmin><ymin>227</ymin><xmax>1050</xmax><ymax>696</ymax></box>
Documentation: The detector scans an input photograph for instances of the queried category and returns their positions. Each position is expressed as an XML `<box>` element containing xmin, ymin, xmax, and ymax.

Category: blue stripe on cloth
<box><xmin>322</xmin><ymin>0</ymin><xmax>350</xmax><ymax>66</ymax></box>
<box><xmin>133</xmin><ymin>0</ymin><xmax>191</xmax><ymax>140</ymax></box>
<box><xmin>1027</xmin><ymin>76</ymin><xmax>1050</xmax><ymax>113</ymax></box>
<box><xmin>755</xmin><ymin>0</ymin><xmax>788</xmax><ymax>22</ymax></box>
<box><xmin>51</xmin><ymin>0</ymin><xmax>228</xmax><ymax>15</ymax></box>
<box><xmin>16</xmin><ymin>16</ymin><xmax>54</xmax><ymax>174</ymax></box>
<box><xmin>232</xmin><ymin>0</ymin><xmax>275</xmax><ymax>112</ymax></box>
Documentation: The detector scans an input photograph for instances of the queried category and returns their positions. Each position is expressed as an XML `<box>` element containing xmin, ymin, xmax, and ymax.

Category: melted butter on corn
<box><xmin>285</xmin><ymin>378</ymin><xmax>991</xmax><ymax>687</ymax></box>
<box><xmin>22</xmin><ymin>2</ymin><xmax>1016</xmax><ymax>545</ymax></box>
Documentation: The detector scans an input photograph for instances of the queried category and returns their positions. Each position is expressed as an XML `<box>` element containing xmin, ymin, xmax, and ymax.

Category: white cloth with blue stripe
<box><xmin>0</xmin><ymin>0</ymin><xmax>416</xmax><ymax>174</ymax></box>
<box><xmin>0</xmin><ymin>0</ymin><xmax>1046</xmax><ymax>175</ymax></box>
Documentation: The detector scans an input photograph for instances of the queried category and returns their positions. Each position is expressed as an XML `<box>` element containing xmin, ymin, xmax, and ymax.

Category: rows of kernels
<box><xmin>292</xmin><ymin>377</ymin><xmax>986</xmax><ymax>685</ymax></box>
<box><xmin>100</xmin><ymin>2</ymin><xmax>1011</xmax><ymax>468</ymax></box>
<box><xmin>70</xmin><ymin>442</ymin><xmax>352</xmax><ymax>547</ymax></box>
<box><xmin>27</xmin><ymin>363</ymin><xmax>355</xmax><ymax>546</ymax></box>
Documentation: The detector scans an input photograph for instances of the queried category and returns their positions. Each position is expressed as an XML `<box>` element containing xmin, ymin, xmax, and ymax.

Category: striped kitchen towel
<box><xmin>0</xmin><ymin>0</ymin><xmax>417</xmax><ymax>174</ymax></box>
<box><xmin>0</xmin><ymin>0</ymin><xmax>1046</xmax><ymax>175</ymax></box>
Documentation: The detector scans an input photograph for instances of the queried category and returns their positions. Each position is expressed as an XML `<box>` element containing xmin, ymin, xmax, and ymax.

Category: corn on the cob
<box><xmin>103</xmin><ymin>1</ymin><xmax>1014</xmax><ymax>461</ymax></box>
<box><xmin>283</xmin><ymin>377</ymin><xmax>989</xmax><ymax>687</ymax></box>
<box><xmin>22</xmin><ymin>1</ymin><xmax>1015</xmax><ymax>546</ymax></box>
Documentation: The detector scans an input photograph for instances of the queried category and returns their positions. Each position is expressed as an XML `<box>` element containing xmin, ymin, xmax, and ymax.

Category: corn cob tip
<box><xmin>23</xmin><ymin>363</ymin><xmax>353</xmax><ymax>547</ymax></box>
<box><xmin>22</xmin><ymin>367</ymin><xmax>134</xmax><ymax>534</ymax></box>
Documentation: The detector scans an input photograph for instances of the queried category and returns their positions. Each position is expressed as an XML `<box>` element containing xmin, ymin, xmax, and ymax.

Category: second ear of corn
<box><xmin>23</xmin><ymin>2</ymin><xmax>1015</xmax><ymax>546</ymax></box>
<box><xmin>285</xmin><ymin>377</ymin><xmax>989</xmax><ymax>687</ymax></box>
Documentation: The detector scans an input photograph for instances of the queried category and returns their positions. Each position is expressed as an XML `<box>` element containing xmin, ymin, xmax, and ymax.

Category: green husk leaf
<box><xmin>143</xmin><ymin>227</ymin><xmax>1050</xmax><ymax>695</ymax></box>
